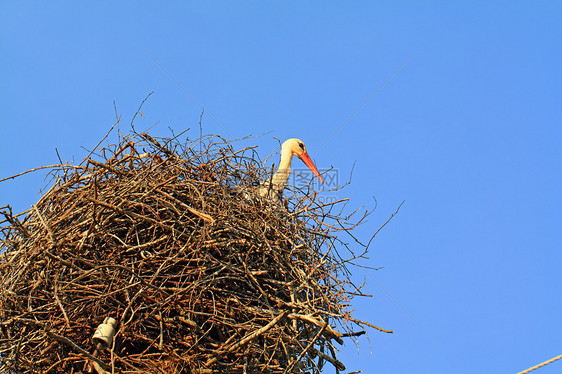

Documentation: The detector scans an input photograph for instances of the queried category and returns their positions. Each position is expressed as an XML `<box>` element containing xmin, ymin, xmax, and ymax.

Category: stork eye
<box><xmin>298</xmin><ymin>142</ymin><xmax>304</xmax><ymax>149</ymax></box>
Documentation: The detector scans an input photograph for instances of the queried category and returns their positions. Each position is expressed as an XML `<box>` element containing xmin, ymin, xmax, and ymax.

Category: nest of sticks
<box><xmin>0</xmin><ymin>131</ymin><xmax>391</xmax><ymax>373</ymax></box>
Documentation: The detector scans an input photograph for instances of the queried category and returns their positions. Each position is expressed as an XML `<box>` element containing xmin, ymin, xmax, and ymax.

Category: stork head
<box><xmin>282</xmin><ymin>138</ymin><xmax>324</xmax><ymax>184</ymax></box>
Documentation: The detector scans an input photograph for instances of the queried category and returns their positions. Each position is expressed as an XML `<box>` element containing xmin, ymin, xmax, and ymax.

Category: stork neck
<box><xmin>271</xmin><ymin>150</ymin><xmax>293</xmax><ymax>192</ymax></box>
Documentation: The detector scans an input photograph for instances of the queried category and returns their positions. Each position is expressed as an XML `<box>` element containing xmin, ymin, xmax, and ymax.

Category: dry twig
<box><xmin>0</xmin><ymin>131</ymin><xmax>393</xmax><ymax>373</ymax></box>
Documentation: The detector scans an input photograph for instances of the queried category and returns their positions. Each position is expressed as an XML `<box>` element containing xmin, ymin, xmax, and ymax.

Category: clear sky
<box><xmin>2</xmin><ymin>2</ymin><xmax>561</xmax><ymax>373</ymax></box>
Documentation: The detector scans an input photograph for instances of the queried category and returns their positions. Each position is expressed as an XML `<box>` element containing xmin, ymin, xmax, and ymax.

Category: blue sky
<box><xmin>2</xmin><ymin>2</ymin><xmax>561</xmax><ymax>373</ymax></box>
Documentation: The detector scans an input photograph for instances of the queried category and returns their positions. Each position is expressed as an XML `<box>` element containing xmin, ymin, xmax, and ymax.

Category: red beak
<box><xmin>299</xmin><ymin>152</ymin><xmax>324</xmax><ymax>184</ymax></box>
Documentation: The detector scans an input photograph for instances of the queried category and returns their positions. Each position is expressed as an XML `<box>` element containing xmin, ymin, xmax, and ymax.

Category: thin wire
<box><xmin>314</xmin><ymin>53</ymin><xmax>414</xmax><ymax>154</ymax></box>
<box><xmin>364</xmin><ymin>270</ymin><xmax>416</xmax><ymax>322</ymax></box>
<box><xmin>517</xmin><ymin>353</ymin><xmax>562</xmax><ymax>374</ymax></box>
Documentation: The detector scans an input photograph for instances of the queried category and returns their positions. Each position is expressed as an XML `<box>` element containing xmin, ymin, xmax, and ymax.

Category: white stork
<box><xmin>259</xmin><ymin>138</ymin><xmax>324</xmax><ymax>199</ymax></box>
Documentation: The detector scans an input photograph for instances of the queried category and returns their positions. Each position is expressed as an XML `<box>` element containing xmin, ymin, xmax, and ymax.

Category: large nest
<box><xmin>0</xmin><ymin>131</ymin><xmax>391</xmax><ymax>373</ymax></box>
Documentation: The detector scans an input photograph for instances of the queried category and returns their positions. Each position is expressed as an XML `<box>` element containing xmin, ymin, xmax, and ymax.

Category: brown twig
<box><xmin>0</xmin><ymin>130</ymin><xmax>394</xmax><ymax>373</ymax></box>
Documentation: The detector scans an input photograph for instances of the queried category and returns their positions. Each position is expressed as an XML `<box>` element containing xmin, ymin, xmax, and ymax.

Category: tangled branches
<box><xmin>0</xmin><ymin>131</ymin><xmax>391</xmax><ymax>373</ymax></box>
